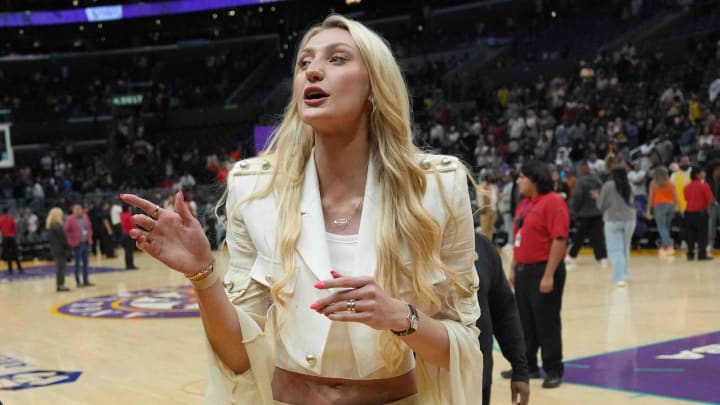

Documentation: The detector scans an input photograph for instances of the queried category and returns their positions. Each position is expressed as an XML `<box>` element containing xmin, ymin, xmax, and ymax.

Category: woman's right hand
<box><xmin>120</xmin><ymin>191</ymin><xmax>214</xmax><ymax>276</ymax></box>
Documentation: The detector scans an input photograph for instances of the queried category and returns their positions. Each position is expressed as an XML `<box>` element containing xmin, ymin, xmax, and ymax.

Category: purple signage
<box><xmin>565</xmin><ymin>331</ymin><xmax>720</xmax><ymax>404</ymax></box>
<box><xmin>253</xmin><ymin>125</ymin><xmax>276</xmax><ymax>155</ymax></box>
<box><xmin>51</xmin><ymin>286</ymin><xmax>199</xmax><ymax>319</ymax></box>
<box><xmin>0</xmin><ymin>0</ymin><xmax>285</xmax><ymax>28</ymax></box>
<box><xmin>0</xmin><ymin>355</ymin><xmax>81</xmax><ymax>391</ymax></box>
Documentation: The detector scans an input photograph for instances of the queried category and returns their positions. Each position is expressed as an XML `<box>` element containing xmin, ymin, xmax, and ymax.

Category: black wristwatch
<box><xmin>391</xmin><ymin>304</ymin><xmax>419</xmax><ymax>336</ymax></box>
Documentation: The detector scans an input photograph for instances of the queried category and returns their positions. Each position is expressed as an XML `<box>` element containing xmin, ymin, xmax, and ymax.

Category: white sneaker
<box><xmin>616</xmin><ymin>281</ymin><xmax>627</xmax><ymax>287</ymax></box>
<box><xmin>564</xmin><ymin>256</ymin><xmax>576</xmax><ymax>266</ymax></box>
<box><xmin>600</xmin><ymin>258</ymin><xmax>609</xmax><ymax>268</ymax></box>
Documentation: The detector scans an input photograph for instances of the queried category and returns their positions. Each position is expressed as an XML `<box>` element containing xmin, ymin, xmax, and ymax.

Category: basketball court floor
<box><xmin>1</xmin><ymin>247</ymin><xmax>718</xmax><ymax>404</ymax></box>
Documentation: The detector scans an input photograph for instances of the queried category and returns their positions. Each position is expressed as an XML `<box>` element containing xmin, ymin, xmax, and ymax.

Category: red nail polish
<box><xmin>330</xmin><ymin>270</ymin><xmax>339</xmax><ymax>276</ymax></box>
<box><xmin>314</xmin><ymin>281</ymin><xmax>324</xmax><ymax>289</ymax></box>
<box><xmin>310</xmin><ymin>302</ymin><xmax>318</xmax><ymax>310</ymax></box>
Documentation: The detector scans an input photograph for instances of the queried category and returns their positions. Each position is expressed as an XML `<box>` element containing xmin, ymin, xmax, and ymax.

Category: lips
<box><xmin>303</xmin><ymin>87</ymin><xmax>329</xmax><ymax>106</ymax></box>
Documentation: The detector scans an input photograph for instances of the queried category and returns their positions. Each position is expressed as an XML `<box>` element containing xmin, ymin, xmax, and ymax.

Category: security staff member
<box><xmin>475</xmin><ymin>233</ymin><xmax>530</xmax><ymax>405</ymax></box>
<box><xmin>683</xmin><ymin>166</ymin><xmax>714</xmax><ymax>261</ymax></box>
<box><xmin>509</xmin><ymin>160</ymin><xmax>569</xmax><ymax>389</ymax></box>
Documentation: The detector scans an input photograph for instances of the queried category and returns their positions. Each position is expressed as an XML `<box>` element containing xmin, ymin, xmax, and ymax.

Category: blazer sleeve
<box><xmin>415</xmin><ymin>163</ymin><xmax>484</xmax><ymax>405</ymax></box>
<box><xmin>203</xmin><ymin>172</ymin><xmax>275</xmax><ymax>405</ymax></box>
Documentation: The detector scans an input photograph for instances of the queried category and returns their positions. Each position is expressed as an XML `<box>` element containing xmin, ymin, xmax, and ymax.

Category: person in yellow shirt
<box><xmin>688</xmin><ymin>95</ymin><xmax>702</xmax><ymax>125</ymax></box>
<box><xmin>670</xmin><ymin>156</ymin><xmax>692</xmax><ymax>212</ymax></box>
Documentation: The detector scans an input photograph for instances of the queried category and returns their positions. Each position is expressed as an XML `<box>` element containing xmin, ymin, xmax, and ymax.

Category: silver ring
<box><xmin>346</xmin><ymin>299</ymin><xmax>357</xmax><ymax>313</ymax></box>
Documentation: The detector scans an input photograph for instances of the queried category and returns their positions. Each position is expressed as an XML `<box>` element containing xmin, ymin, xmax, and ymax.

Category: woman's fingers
<box><xmin>317</xmin><ymin>297</ymin><xmax>374</xmax><ymax>316</ymax></box>
<box><xmin>120</xmin><ymin>194</ymin><xmax>158</xmax><ymax>215</ymax></box>
<box><xmin>132</xmin><ymin>214</ymin><xmax>156</xmax><ymax>232</ymax></box>
<box><xmin>174</xmin><ymin>190</ymin><xmax>195</xmax><ymax>224</ymax></box>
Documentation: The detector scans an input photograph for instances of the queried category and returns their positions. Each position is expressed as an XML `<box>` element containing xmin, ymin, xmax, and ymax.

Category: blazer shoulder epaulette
<box><xmin>417</xmin><ymin>153</ymin><xmax>460</xmax><ymax>173</ymax></box>
<box><xmin>231</xmin><ymin>156</ymin><xmax>274</xmax><ymax>176</ymax></box>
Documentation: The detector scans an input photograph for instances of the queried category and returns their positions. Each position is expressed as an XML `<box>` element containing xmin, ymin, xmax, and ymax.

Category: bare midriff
<box><xmin>271</xmin><ymin>366</ymin><xmax>417</xmax><ymax>405</ymax></box>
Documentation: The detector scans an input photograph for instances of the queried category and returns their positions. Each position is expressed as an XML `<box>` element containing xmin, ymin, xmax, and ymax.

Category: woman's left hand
<box><xmin>311</xmin><ymin>271</ymin><xmax>410</xmax><ymax>332</ymax></box>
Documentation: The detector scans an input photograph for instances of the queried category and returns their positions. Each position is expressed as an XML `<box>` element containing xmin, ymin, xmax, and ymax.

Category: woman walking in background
<box><xmin>598</xmin><ymin>164</ymin><xmax>636</xmax><ymax>287</ymax></box>
<box><xmin>46</xmin><ymin>207</ymin><xmax>69</xmax><ymax>292</ymax></box>
<box><xmin>646</xmin><ymin>166</ymin><xmax>679</xmax><ymax>256</ymax></box>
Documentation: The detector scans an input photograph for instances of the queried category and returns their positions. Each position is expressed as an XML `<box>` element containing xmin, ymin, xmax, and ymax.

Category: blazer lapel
<box><xmin>297</xmin><ymin>151</ymin><xmax>333</xmax><ymax>282</ymax></box>
<box><xmin>352</xmin><ymin>157</ymin><xmax>379</xmax><ymax>278</ymax></box>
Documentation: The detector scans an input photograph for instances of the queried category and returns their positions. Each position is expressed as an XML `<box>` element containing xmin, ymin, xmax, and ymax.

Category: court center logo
<box><xmin>51</xmin><ymin>286</ymin><xmax>199</xmax><ymax>319</ymax></box>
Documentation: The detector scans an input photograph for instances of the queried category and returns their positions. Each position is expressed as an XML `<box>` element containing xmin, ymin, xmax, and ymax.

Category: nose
<box><xmin>305</xmin><ymin>63</ymin><xmax>324</xmax><ymax>82</ymax></box>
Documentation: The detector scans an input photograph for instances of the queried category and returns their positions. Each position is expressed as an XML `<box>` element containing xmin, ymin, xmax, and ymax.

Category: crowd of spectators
<box><xmin>1</xmin><ymin>1</ymin><xmax>719</xmax><ymax>257</ymax></box>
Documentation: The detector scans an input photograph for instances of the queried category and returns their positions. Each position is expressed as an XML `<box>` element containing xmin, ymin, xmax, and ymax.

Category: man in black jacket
<box><xmin>566</xmin><ymin>162</ymin><xmax>607</xmax><ymax>265</ymax></box>
<box><xmin>475</xmin><ymin>233</ymin><xmax>530</xmax><ymax>405</ymax></box>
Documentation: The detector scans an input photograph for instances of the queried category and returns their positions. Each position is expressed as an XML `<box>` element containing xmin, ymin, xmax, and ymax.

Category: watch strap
<box><xmin>391</xmin><ymin>304</ymin><xmax>418</xmax><ymax>336</ymax></box>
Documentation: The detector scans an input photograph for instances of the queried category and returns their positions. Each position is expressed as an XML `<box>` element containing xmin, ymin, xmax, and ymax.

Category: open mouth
<box><xmin>304</xmin><ymin>87</ymin><xmax>329</xmax><ymax>100</ymax></box>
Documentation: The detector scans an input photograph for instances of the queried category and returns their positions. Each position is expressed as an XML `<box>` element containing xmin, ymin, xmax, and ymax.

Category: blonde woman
<box><xmin>46</xmin><ymin>207</ymin><xmax>70</xmax><ymax>292</ymax></box>
<box><xmin>646</xmin><ymin>166</ymin><xmax>680</xmax><ymax>255</ymax></box>
<box><xmin>121</xmin><ymin>15</ymin><xmax>483</xmax><ymax>405</ymax></box>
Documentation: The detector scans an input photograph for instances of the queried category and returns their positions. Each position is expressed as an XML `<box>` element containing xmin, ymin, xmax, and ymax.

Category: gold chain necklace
<box><xmin>322</xmin><ymin>195</ymin><xmax>364</xmax><ymax>230</ymax></box>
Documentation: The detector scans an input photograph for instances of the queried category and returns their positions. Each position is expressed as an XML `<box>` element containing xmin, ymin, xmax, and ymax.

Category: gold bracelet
<box><xmin>186</xmin><ymin>261</ymin><xmax>215</xmax><ymax>282</ymax></box>
<box><xmin>190</xmin><ymin>270</ymin><xmax>220</xmax><ymax>291</ymax></box>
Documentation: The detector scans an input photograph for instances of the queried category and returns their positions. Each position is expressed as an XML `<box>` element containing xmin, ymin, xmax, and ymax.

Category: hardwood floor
<box><xmin>1</xmin><ymin>248</ymin><xmax>717</xmax><ymax>404</ymax></box>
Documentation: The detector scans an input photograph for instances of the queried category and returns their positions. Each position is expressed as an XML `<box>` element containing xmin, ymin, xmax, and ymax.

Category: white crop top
<box><xmin>274</xmin><ymin>232</ymin><xmax>415</xmax><ymax>380</ymax></box>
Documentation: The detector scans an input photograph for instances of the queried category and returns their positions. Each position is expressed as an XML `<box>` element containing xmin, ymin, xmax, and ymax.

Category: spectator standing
<box><xmin>510</xmin><ymin>161</ymin><xmax>569</xmax><ymax>389</ymax></box>
<box><xmin>101</xmin><ymin>201</ymin><xmax>116</xmax><ymax>258</ymax></box>
<box><xmin>120</xmin><ymin>205</ymin><xmax>138</xmax><ymax>270</ymax></box>
<box><xmin>567</xmin><ymin>163</ymin><xmax>608</xmax><ymax>266</ymax></box>
<box><xmin>0</xmin><ymin>208</ymin><xmax>24</xmax><ymax>274</ymax></box>
<box><xmin>671</xmin><ymin>156</ymin><xmax>692</xmax><ymax>246</ymax></box>
<box><xmin>64</xmin><ymin>204</ymin><xmax>95</xmax><ymax>287</ymax></box>
<box><xmin>683</xmin><ymin>167</ymin><xmax>714</xmax><ymax>261</ymax></box>
<box><xmin>110</xmin><ymin>200</ymin><xmax>123</xmax><ymax>247</ymax></box>
<box><xmin>646</xmin><ymin>167</ymin><xmax>679</xmax><ymax>256</ymax></box>
<box><xmin>597</xmin><ymin>166</ymin><xmax>636</xmax><ymax>286</ymax></box>
<box><xmin>627</xmin><ymin>161</ymin><xmax>647</xmax><ymax>210</ymax></box>
<box><xmin>46</xmin><ymin>207</ymin><xmax>70</xmax><ymax>291</ymax></box>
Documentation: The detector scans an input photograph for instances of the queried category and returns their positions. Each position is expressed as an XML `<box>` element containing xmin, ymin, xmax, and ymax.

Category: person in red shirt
<box><xmin>683</xmin><ymin>166</ymin><xmax>715</xmax><ymax>261</ymax></box>
<box><xmin>507</xmin><ymin>161</ymin><xmax>569</xmax><ymax>389</ymax></box>
<box><xmin>0</xmin><ymin>208</ymin><xmax>23</xmax><ymax>274</ymax></box>
<box><xmin>120</xmin><ymin>204</ymin><xmax>139</xmax><ymax>270</ymax></box>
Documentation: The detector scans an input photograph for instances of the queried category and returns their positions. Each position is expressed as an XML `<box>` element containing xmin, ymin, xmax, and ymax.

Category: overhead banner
<box><xmin>0</xmin><ymin>0</ymin><xmax>284</xmax><ymax>28</ymax></box>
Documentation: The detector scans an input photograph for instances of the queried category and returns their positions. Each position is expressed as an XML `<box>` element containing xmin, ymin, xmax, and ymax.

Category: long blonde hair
<box><xmin>654</xmin><ymin>166</ymin><xmax>669</xmax><ymax>187</ymax></box>
<box><xmin>45</xmin><ymin>207</ymin><xmax>64</xmax><ymax>229</ymax></box>
<box><xmin>230</xmin><ymin>14</ymin><xmax>473</xmax><ymax>368</ymax></box>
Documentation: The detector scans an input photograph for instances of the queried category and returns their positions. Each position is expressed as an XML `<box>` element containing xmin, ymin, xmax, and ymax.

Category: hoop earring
<box><xmin>370</xmin><ymin>97</ymin><xmax>376</xmax><ymax>114</ymax></box>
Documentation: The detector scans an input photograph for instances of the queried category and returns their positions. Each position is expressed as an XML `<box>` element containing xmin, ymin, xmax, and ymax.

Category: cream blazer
<box><xmin>204</xmin><ymin>152</ymin><xmax>484</xmax><ymax>404</ymax></box>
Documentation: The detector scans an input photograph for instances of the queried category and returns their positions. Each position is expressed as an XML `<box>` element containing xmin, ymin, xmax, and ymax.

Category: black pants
<box><xmin>482</xmin><ymin>386</ymin><xmax>490</xmax><ymax>405</ymax></box>
<box><xmin>54</xmin><ymin>253</ymin><xmax>67</xmax><ymax>288</ymax></box>
<box><xmin>685</xmin><ymin>211</ymin><xmax>709</xmax><ymax>259</ymax></box>
<box><xmin>122</xmin><ymin>234</ymin><xmax>135</xmax><ymax>269</ymax></box>
<box><xmin>569</xmin><ymin>215</ymin><xmax>607</xmax><ymax>260</ymax></box>
<box><xmin>2</xmin><ymin>237</ymin><xmax>23</xmax><ymax>272</ymax></box>
<box><xmin>515</xmin><ymin>262</ymin><xmax>566</xmax><ymax>378</ymax></box>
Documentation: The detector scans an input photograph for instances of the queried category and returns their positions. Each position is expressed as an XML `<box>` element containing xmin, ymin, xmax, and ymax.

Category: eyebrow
<box><xmin>299</xmin><ymin>42</ymin><xmax>354</xmax><ymax>55</ymax></box>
